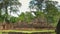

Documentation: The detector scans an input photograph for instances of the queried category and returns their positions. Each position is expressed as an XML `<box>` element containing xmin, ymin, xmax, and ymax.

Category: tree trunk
<box><xmin>55</xmin><ymin>19</ymin><xmax>60</xmax><ymax>34</ymax></box>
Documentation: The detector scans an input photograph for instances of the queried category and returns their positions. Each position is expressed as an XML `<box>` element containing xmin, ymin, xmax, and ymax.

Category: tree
<box><xmin>29</xmin><ymin>0</ymin><xmax>59</xmax><ymax>23</ymax></box>
<box><xmin>9</xmin><ymin>16</ymin><xmax>19</xmax><ymax>23</ymax></box>
<box><xmin>25</xmin><ymin>12</ymin><xmax>35</xmax><ymax>23</ymax></box>
<box><xmin>18</xmin><ymin>12</ymin><xmax>26</xmax><ymax>22</ymax></box>
<box><xmin>29</xmin><ymin>0</ymin><xmax>60</xmax><ymax>28</ymax></box>
<box><xmin>33</xmin><ymin>11</ymin><xmax>46</xmax><ymax>23</ymax></box>
<box><xmin>18</xmin><ymin>12</ymin><xmax>35</xmax><ymax>23</ymax></box>
<box><xmin>0</xmin><ymin>0</ymin><xmax>21</xmax><ymax>29</ymax></box>
<box><xmin>29</xmin><ymin>0</ymin><xmax>44</xmax><ymax>11</ymax></box>
<box><xmin>56</xmin><ymin>19</ymin><xmax>60</xmax><ymax>34</ymax></box>
<box><xmin>44</xmin><ymin>1</ymin><xmax>59</xmax><ymax>24</ymax></box>
<box><xmin>29</xmin><ymin>0</ymin><xmax>47</xmax><ymax>23</ymax></box>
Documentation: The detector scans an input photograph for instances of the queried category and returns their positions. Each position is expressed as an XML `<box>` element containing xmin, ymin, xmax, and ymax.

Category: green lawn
<box><xmin>0</xmin><ymin>30</ymin><xmax>55</xmax><ymax>34</ymax></box>
<box><xmin>0</xmin><ymin>30</ymin><xmax>55</xmax><ymax>33</ymax></box>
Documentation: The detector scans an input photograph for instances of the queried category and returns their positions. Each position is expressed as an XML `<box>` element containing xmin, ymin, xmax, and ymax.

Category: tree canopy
<box><xmin>0</xmin><ymin>0</ymin><xmax>21</xmax><ymax>23</ymax></box>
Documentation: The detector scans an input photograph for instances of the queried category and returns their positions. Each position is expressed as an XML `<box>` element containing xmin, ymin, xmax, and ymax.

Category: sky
<box><xmin>52</xmin><ymin>0</ymin><xmax>60</xmax><ymax>4</ymax></box>
<box><xmin>12</xmin><ymin>0</ymin><xmax>60</xmax><ymax>17</ymax></box>
<box><xmin>19</xmin><ymin>0</ymin><xmax>31</xmax><ymax>13</ymax></box>
<box><xmin>12</xmin><ymin>0</ymin><xmax>31</xmax><ymax>17</ymax></box>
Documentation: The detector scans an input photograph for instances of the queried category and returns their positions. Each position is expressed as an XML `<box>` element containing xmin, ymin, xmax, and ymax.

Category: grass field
<box><xmin>1</xmin><ymin>30</ymin><xmax>55</xmax><ymax>33</ymax></box>
<box><xmin>0</xmin><ymin>30</ymin><xmax>56</xmax><ymax>34</ymax></box>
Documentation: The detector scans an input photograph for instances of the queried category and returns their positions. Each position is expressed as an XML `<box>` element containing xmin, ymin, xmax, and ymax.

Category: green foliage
<box><xmin>18</xmin><ymin>12</ymin><xmax>26</xmax><ymax>22</ymax></box>
<box><xmin>25</xmin><ymin>12</ymin><xmax>35</xmax><ymax>23</ymax></box>
<box><xmin>0</xmin><ymin>0</ymin><xmax>59</xmax><ymax>25</ymax></box>
<box><xmin>29</xmin><ymin>0</ymin><xmax>60</xmax><ymax>25</ymax></box>
<box><xmin>44</xmin><ymin>1</ymin><xmax>59</xmax><ymax>23</ymax></box>
<box><xmin>18</xmin><ymin>12</ymin><xmax>35</xmax><ymax>23</ymax></box>
<box><xmin>0</xmin><ymin>0</ymin><xmax>21</xmax><ymax>23</ymax></box>
<box><xmin>34</xmin><ymin>11</ymin><xmax>44</xmax><ymax>17</ymax></box>
<box><xmin>29</xmin><ymin>0</ymin><xmax>44</xmax><ymax>11</ymax></box>
<box><xmin>9</xmin><ymin>17</ymin><xmax>19</xmax><ymax>23</ymax></box>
